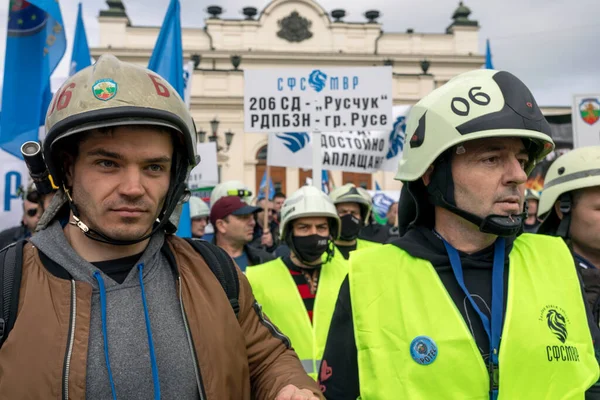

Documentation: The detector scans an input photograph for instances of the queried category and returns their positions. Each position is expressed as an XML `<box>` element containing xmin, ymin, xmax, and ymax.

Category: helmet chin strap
<box><xmin>64</xmin><ymin>181</ymin><xmax>188</xmax><ymax>246</ymax></box>
<box><xmin>431</xmin><ymin>192</ymin><xmax>525</xmax><ymax>237</ymax></box>
<box><xmin>426</xmin><ymin>153</ymin><xmax>525</xmax><ymax>238</ymax></box>
<box><xmin>555</xmin><ymin>193</ymin><xmax>572</xmax><ymax>238</ymax></box>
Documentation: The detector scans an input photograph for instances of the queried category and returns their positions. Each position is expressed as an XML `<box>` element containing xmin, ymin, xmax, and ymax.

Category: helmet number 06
<box><xmin>450</xmin><ymin>86</ymin><xmax>491</xmax><ymax>117</ymax></box>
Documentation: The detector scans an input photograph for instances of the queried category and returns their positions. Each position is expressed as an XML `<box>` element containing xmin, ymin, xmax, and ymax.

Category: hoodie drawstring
<box><xmin>92</xmin><ymin>265</ymin><xmax>161</xmax><ymax>400</ymax></box>
<box><xmin>93</xmin><ymin>272</ymin><xmax>118</xmax><ymax>400</ymax></box>
<box><xmin>138</xmin><ymin>263</ymin><xmax>161</xmax><ymax>400</ymax></box>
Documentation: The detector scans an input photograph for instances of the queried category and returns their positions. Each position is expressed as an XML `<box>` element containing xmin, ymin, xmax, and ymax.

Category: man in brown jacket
<box><xmin>0</xmin><ymin>54</ymin><xmax>321</xmax><ymax>400</ymax></box>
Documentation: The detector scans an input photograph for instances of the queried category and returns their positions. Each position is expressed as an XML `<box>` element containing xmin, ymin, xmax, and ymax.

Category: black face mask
<box><xmin>292</xmin><ymin>234</ymin><xmax>329</xmax><ymax>263</ymax></box>
<box><xmin>339</xmin><ymin>214</ymin><xmax>362</xmax><ymax>241</ymax></box>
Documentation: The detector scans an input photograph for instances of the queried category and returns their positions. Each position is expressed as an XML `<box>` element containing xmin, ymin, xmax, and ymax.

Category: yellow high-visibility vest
<box><xmin>247</xmin><ymin>255</ymin><xmax>348</xmax><ymax>380</ymax></box>
<box><xmin>350</xmin><ymin>234</ymin><xmax>599</xmax><ymax>399</ymax></box>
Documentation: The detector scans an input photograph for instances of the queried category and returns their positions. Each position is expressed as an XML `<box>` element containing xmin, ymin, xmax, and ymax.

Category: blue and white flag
<box><xmin>147</xmin><ymin>0</ymin><xmax>189</xmax><ymax>236</ymax></box>
<box><xmin>258</xmin><ymin>170</ymin><xmax>275</xmax><ymax>201</ymax></box>
<box><xmin>0</xmin><ymin>0</ymin><xmax>67</xmax><ymax>159</ymax></box>
<box><xmin>148</xmin><ymin>0</ymin><xmax>184</xmax><ymax>97</ymax></box>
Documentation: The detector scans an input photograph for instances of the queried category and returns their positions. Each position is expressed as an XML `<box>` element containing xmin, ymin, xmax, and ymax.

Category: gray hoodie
<box><xmin>31</xmin><ymin>221</ymin><xmax>199</xmax><ymax>399</ymax></box>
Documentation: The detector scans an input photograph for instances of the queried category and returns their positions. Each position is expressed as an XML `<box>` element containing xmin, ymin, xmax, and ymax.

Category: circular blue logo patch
<box><xmin>410</xmin><ymin>336</ymin><xmax>438</xmax><ymax>365</ymax></box>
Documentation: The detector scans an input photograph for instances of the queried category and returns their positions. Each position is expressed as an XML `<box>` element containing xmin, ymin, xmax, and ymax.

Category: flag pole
<box><xmin>312</xmin><ymin>131</ymin><xmax>322</xmax><ymax>190</ymax></box>
<box><xmin>263</xmin><ymin>165</ymin><xmax>271</xmax><ymax>229</ymax></box>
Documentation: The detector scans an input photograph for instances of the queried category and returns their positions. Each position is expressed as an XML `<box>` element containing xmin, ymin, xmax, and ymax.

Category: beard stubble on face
<box><xmin>455</xmin><ymin>181</ymin><xmax>524</xmax><ymax>220</ymax></box>
<box><xmin>71</xmin><ymin>178</ymin><xmax>165</xmax><ymax>241</ymax></box>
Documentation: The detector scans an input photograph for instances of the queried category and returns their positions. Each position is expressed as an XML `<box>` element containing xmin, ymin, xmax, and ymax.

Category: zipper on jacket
<box><xmin>178</xmin><ymin>277</ymin><xmax>208</xmax><ymax>400</ymax></box>
<box><xmin>253</xmin><ymin>301</ymin><xmax>291</xmax><ymax>348</ymax></box>
<box><xmin>62</xmin><ymin>280</ymin><xmax>77</xmax><ymax>400</ymax></box>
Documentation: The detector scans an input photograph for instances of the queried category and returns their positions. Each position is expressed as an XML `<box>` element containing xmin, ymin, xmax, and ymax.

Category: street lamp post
<box><xmin>197</xmin><ymin>117</ymin><xmax>235</xmax><ymax>152</ymax></box>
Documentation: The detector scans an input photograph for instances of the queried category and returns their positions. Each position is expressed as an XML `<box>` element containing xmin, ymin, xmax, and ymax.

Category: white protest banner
<box><xmin>572</xmin><ymin>95</ymin><xmax>600</xmax><ymax>148</ymax></box>
<box><xmin>267</xmin><ymin>106</ymin><xmax>410</xmax><ymax>173</ymax></box>
<box><xmin>187</xmin><ymin>142</ymin><xmax>219</xmax><ymax>190</ymax></box>
<box><xmin>244</xmin><ymin>67</ymin><xmax>393</xmax><ymax>133</ymax></box>
<box><xmin>267</xmin><ymin>132</ymin><xmax>313</xmax><ymax>168</ymax></box>
<box><xmin>0</xmin><ymin>150</ymin><xmax>29</xmax><ymax>231</ymax></box>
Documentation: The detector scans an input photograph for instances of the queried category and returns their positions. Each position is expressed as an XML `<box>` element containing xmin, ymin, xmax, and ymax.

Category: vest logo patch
<box><xmin>410</xmin><ymin>336</ymin><xmax>438</xmax><ymax>365</ymax></box>
<box><xmin>547</xmin><ymin>309</ymin><xmax>568</xmax><ymax>343</ymax></box>
<box><xmin>539</xmin><ymin>305</ymin><xmax>580</xmax><ymax>362</ymax></box>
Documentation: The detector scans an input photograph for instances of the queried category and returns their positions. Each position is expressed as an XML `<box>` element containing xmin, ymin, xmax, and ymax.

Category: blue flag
<box><xmin>322</xmin><ymin>170</ymin><xmax>329</xmax><ymax>193</ymax></box>
<box><xmin>148</xmin><ymin>0</ymin><xmax>184</xmax><ymax>97</ymax></box>
<box><xmin>258</xmin><ymin>171</ymin><xmax>275</xmax><ymax>201</ymax></box>
<box><xmin>147</xmin><ymin>0</ymin><xmax>187</xmax><ymax>236</ymax></box>
<box><xmin>485</xmin><ymin>38</ymin><xmax>494</xmax><ymax>69</ymax></box>
<box><xmin>372</xmin><ymin>181</ymin><xmax>394</xmax><ymax>225</ymax></box>
<box><xmin>0</xmin><ymin>0</ymin><xmax>67</xmax><ymax>159</ymax></box>
<box><xmin>69</xmin><ymin>2</ymin><xmax>91</xmax><ymax>76</ymax></box>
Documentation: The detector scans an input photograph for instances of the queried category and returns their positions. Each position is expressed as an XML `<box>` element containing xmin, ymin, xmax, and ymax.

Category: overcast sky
<box><xmin>1</xmin><ymin>0</ymin><xmax>598</xmax><ymax>106</ymax></box>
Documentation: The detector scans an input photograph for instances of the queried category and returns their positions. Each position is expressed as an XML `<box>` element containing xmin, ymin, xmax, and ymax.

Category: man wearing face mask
<box><xmin>246</xmin><ymin>186</ymin><xmax>346</xmax><ymax>381</ymax></box>
<box><xmin>329</xmin><ymin>184</ymin><xmax>381</xmax><ymax>260</ymax></box>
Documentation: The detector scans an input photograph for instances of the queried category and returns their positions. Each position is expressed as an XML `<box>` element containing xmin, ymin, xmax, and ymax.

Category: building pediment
<box><xmin>96</xmin><ymin>0</ymin><xmax>480</xmax><ymax>57</ymax></box>
<box><xmin>204</xmin><ymin>0</ymin><xmax>382</xmax><ymax>53</ymax></box>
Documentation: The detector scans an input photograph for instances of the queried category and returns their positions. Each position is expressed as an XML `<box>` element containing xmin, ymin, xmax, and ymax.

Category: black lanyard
<box><xmin>442</xmin><ymin>237</ymin><xmax>505</xmax><ymax>400</ymax></box>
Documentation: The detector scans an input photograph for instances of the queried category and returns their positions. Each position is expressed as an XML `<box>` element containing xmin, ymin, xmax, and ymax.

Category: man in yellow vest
<box><xmin>319</xmin><ymin>69</ymin><xmax>600</xmax><ymax>399</ymax></box>
<box><xmin>328</xmin><ymin>184</ymin><xmax>380</xmax><ymax>260</ymax></box>
<box><xmin>247</xmin><ymin>186</ymin><xmax>347</xmax><ymax>381</ymax></box>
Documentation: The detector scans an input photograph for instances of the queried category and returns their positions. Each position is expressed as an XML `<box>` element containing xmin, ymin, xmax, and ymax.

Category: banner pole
<box><xmin>327</xmin><ymin>170</ymin><xmax>335</xmax><ymax>191</ymax></box>
<box><xmin>312</xmin><ymin>131</ymin><xmax>322</xmax><ymax>190</ymax></box>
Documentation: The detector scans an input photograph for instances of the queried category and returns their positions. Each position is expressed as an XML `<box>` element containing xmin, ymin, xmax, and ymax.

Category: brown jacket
<box><xmin>0</xmin><ymin>236</ymin><xmax>322</xmax><ymax>399</ymax></box>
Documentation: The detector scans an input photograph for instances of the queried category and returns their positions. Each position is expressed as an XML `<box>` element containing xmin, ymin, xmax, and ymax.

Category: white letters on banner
<box><xmin>267</xmin><ymin>106</ymin><xmax>410</xmax><ymax>173</ymax></box>
<box><xmin>187</xmin><ymin>142</ymin><xmax>219</xmax><ymax>189</ymax></box>
<box><xmin>0</xmin><ymin>150</ymin><xmax>29</xmax><ymax>231</ymax></box>
<box><xmin>244</xmin><ymin>67</ymin><xmax>393</xmax><ymax>132</ymax></box>
<box><xmin>572</xmin><ymin>94</ymin><xmax>600</xmax><ymax>148</ymax></box>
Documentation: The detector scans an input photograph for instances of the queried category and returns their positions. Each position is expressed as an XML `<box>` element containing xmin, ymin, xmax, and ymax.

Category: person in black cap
<box><xmin>211</xmin><ymin>196</ymin><xmax>275</xmax><ymax>272</ymax></box>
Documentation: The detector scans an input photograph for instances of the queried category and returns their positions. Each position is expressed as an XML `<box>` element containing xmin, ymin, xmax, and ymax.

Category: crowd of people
<box><xmin>1</xmin><ymin>54</ymin><xmax>599</xmax><ymax>399</ymax></box>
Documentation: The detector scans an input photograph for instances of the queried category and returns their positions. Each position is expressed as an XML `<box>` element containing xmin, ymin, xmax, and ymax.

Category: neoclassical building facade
<box><xmin>93</xmin><ymin>0</ymin><xmax>485</xmax><ymax>194</ymax></box>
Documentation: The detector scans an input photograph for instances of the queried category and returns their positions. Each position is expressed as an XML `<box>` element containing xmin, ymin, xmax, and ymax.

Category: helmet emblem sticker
<box><xmin>92</xmin><ymin>78</ymin><xmax>118</xmax><ymax>101</ymax></box>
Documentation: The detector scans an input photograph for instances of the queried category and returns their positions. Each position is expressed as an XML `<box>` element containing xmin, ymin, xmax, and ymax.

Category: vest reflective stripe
<box><xmin>246</xmin><ymin>257</ymin><xmax>347</xmax><ymax>380</ymax></box>
<box><xmin>350</xmin><ymin>234</ymin><xmax>599</xmax><ymax>400</ymax></box>
<box><xmin>300</xmin><ymin>359</ymin><xmax>321</xmax><ymax>375</ymax></box>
